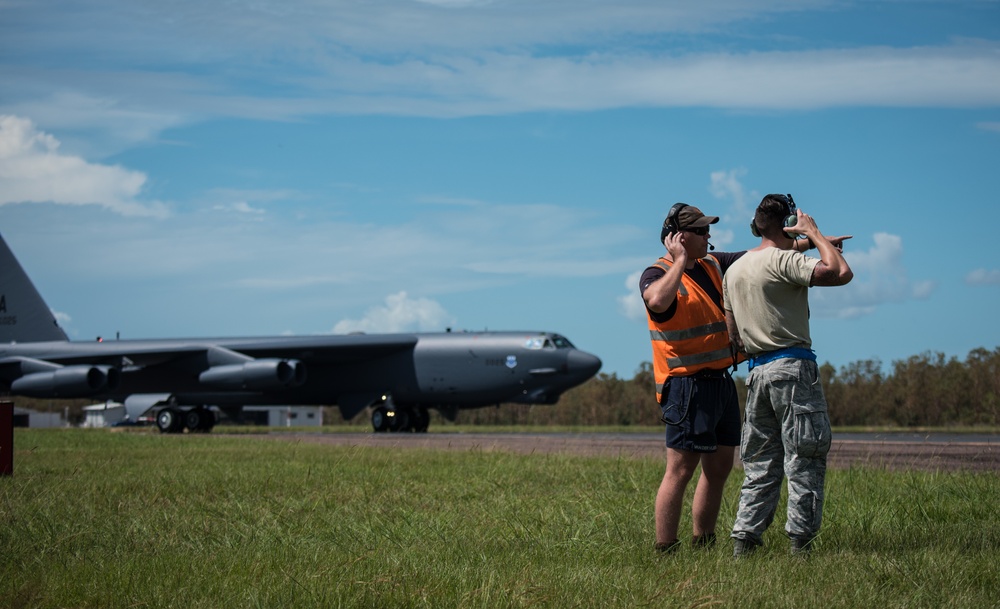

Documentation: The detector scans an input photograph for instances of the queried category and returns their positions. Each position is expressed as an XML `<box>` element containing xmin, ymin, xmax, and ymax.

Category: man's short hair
<box><xmin>754</xmin><ymin>194</ymin><xmax>794</xmax><ymax>237</ymax></box>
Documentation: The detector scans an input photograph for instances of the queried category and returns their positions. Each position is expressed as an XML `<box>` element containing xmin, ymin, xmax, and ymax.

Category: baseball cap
<box><xmin>676</xmin><ymin>205</ymin><xmax>719</xmax><ymax>229</ymax></box>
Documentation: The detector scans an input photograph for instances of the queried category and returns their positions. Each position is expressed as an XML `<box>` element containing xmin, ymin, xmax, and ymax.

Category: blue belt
<box><xmin>747</xmin><ymin>347</ymin><xmax>816</xmax><ymax>371</ymax></box>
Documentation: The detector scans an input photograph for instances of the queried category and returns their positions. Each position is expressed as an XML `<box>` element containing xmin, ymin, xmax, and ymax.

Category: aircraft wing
<box><xmin>0</xmin><ymin>333</ymin><xmax>420</xmax><ymax>404</ymax></box>
<box><xmin>3</xmin><ymin>333</ymin><xmax>419</xmax><ymax>368</ymax></box>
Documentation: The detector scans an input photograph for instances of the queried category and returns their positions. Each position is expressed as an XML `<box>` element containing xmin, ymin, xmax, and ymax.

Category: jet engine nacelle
<box><xmin>198</xmin><ymin>359</ymin><xmax>306</xmax><ymax>390</ymax></box>
<box><xmin>10</xmin><ymin>365</ymin><xmax>121</xmax><ymax>397</ymax></box>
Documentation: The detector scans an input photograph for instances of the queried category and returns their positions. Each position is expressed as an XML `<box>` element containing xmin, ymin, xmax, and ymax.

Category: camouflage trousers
<box><xmin>731</xmin><ymin>358</ymin><xmax>832</xmax><ymax>545</ymax></box>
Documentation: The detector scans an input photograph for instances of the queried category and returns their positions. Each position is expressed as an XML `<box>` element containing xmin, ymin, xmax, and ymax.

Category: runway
<box><xmin>259</xmin><ymin>431</ymin><xmax>1000</xmax><ymax>472</ymax></box>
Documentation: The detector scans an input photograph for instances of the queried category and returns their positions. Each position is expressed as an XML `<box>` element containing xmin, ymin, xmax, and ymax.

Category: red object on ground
<box><xmin>0</xmin><ymin>400</ymin><xmax>12</xmax><ymax>476</ymax></box>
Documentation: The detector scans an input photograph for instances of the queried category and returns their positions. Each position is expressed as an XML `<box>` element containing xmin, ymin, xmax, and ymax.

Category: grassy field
<box><xmin>2</xmin><ymin>429</ymin><xmax>997</xmax><ymax>608</ymax></box>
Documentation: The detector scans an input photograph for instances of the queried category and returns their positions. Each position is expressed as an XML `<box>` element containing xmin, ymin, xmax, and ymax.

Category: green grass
<box><xmin>2</xmin><ymin>429</ymin><xmax>997</xmax><ymax>608</ymax></box>
<box><xmin>217</xmin><ymin>423</ymin><xmax>1000</xmax><ymax>435</ymax></box>
<box><xmin>207</xmin><ymin>424</ymin><xmax>671</xmax><ymax>435</ymax></box>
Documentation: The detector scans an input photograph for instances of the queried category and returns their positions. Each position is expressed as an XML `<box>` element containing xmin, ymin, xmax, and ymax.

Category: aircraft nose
<box><xmin>567</xmin><ymin>349</ymin><xmax>602</xmax><ymax>379</ymax></box>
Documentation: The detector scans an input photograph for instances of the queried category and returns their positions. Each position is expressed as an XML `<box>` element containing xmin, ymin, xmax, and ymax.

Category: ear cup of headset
<box><xmin>782</xmin><ymin>209</ymin><xmax>798</xmax><ymax>238</ymax></box>
<box><xmin>660</xmin><ymin>215</ymin><xmax>675</xmax><ymax>243</ymax></box>
<box><xmin>782</xmin><ymin>194</ymin><xmax>798</xmax><ymax>234</ymax></box>
<box><xmin>750</xmin><ymin>219</ymin><xmax>760</xmax><ymax>238</ymax></box>
<box><xmin>661</xmin><ymin>203</ymin><xmax>688</xmax><ymax>244</ymax></box>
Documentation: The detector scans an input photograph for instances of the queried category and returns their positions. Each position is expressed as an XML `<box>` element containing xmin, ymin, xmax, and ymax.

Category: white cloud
<box><xmin>0</xmin><ymin>1</ymin><xmax>832</xmax><ymax>61</ymax></box>
<box><xmin>413</xmin><ymin>0</ymin><xmax>495</xmax><ymax>6</ymax></box>
<box><xmin>618</xmin><ymin>270</ymin><xmax>647</xmax><ymax>321</ymax></box>
<box><xmin>50</xmin><ymin>310</ymin><xmax>74</xmax><ymax>337</ymax></box>
<box><xmin>977</xmin><ymin>122</ymin><xmax>1000</xmax><ymax>134</ymax></box>
<box><xmin>966</xmin><ymin>268</ymin><xmax>1000</xmax><ymax>286</ymax></box>
<box><xmin>333</xmin><ymin>291</ymin><xmax>457</xmax><ymax>333</ymax></box>
<box><xmin>2</xmin><ymin>91</ymin><xmax>188</xmax><ymax>157</ymax></box>
<box><xmin>710</xmin><ymin>168</ymin><xmax>751</xmax><ymax>212</ymax></box>
<box><xmin>5</xmin><ymin>190</ymin><xmax>645</xmax><ymax>292</ymax></box>
<box><xmin>707</xmin><ymin>167</ymin><xmax>756</xmax><ymax>249</ymax></box>
<box><xmin>213</xmin><ymin>201</ymin><xmax>266</xmax><ymax>216</ymax></box>
<box><xmin>3</xmin><ymin>3</ymin><xmax>1000</xmax><ymax>151</ymax></box>
<box><xmin>810</xmin><ymin>232</ymin><xmax>936</xmax><ymax>319</ymax></box>
<box><xmin>0</xmin><ymin>115</ymin><xmax>168</xmax><ymax>217</ymax></box>
<box><xmin>244</xmin><ymin>45</ymin><xmax>1000</xmax><ymax>116</ymax></box>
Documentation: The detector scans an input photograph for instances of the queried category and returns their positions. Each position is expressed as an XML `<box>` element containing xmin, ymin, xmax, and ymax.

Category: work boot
<box><xmin>790</xmin><ymin>536</ymin><xmax>814</xmax><ymax>557</ymax></box>
<box><xmin>655</xmin><ymin>539</ymin><xmax>681</xmax><ymax>554</ymax></box>
<box><xmin>732</xmin><ymin>537</ymin><xmax>760</xmax><ymax>558</ymax></box>
<box><xmin>692</xmin><ymin>532</ymin><xmax>717</xmax><ymax>548</ymax></box>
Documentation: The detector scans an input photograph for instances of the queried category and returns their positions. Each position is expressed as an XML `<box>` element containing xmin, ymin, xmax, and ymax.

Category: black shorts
<box><xmin>660</xmin><ymin>372</ymin><xmax>740</xmax><ymax>452</ymax></box>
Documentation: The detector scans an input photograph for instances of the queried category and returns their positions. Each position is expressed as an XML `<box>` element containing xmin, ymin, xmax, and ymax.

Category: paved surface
<box><xmin>261</xmin><ymin>431</ymin><xmax>1000</xmax><ymax>472</ymax></box>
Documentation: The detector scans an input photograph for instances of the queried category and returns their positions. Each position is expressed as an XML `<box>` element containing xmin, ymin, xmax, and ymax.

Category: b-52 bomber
<box><xmin>0</xmin><ymin>232</ymin><xmax>601</xmax><ymax>433</ymax></box>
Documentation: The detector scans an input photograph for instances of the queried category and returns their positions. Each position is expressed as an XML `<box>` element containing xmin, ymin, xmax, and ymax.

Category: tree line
<box><xmin>456</xmin><ymin>347</ymin><xmax>1000</xmax><ymax>428</ymax></box>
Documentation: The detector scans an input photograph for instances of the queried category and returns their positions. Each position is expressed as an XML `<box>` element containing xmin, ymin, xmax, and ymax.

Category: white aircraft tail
<box><xmin>0</xmin><ymin>232</ymin><xmax>69</xmax><ymax>343</ymax></box>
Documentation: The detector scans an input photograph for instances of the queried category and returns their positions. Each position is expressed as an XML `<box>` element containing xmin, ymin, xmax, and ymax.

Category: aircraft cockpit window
<box><xmin>526</xmin><ymin>335</ymin><xmax>575</xmax><ymax>350</ymax></box>
<box><xmin>551</xmin><ymin>335</ymin><xmax>574</xmax><ymax>349</ymax></box>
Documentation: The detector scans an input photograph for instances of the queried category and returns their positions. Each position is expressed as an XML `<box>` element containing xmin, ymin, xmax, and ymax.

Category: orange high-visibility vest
<box><xmin>645</xmin><ymin>256</ymin><xmax>734</xmax><ymax>402</ymax></box>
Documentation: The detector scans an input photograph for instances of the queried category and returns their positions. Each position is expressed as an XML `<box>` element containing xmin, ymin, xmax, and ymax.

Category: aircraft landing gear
<box><xmin>156</xmin><ymin>407</ymin><xmax>184</xmax><ymax>433</ymax></box>
<box><xmin>413</xmin><ymin>408</ymin><xmax>430</xmax><ymax>433</ymax></box>
<box><xmin>371</xmin><ymin>405</ymin><xmax>390</xmax><ymax>433</ymax></box>
<box><xmin>370</xmin><ymin>403</ymin><xmax>430</xmax><ymax>433</ymax></box>
<box><xmin>388</xmin><ymin>408</ymin><xmax>411</xmax><ymax>432</ymax></box>
<box><xmin>183</xmin><ymin>407</ymin><xmax>216</xmax><ymax>433</ymax></box>
<box><xmin>157</xmin><ymin>406</ymin><xmax>216</xmax><ymax>433</ymax></box>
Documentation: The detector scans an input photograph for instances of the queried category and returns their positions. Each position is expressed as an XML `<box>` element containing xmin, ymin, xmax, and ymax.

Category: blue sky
<box><xmin>1</xmin><ymin>0</ymin><xmax>998</xmax><ymax>379</ymax></box>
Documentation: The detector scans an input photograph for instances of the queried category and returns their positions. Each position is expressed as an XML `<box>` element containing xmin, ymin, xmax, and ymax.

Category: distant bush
<box><xmin>458</xmin><ymin>347</ymin><xmax>1000</xmax><ymax>428</ymax></box>
<box><xmin>821</xmin><ymin>347</ymin><xmax>1000</xmax><ymax>427</ymax></box>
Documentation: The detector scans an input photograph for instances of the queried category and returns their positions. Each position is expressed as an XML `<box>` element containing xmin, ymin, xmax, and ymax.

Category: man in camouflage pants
<box><xmin>722</xmin><ymin>194</ymin><xmax>853</xmax><ymax>556</ymax></box>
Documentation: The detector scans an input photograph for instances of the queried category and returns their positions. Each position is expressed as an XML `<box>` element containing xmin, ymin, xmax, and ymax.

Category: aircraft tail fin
<box><xmin>0</xmin><ymin>232</ymin><xmax>69</xmax><ymax>343</ymax></box>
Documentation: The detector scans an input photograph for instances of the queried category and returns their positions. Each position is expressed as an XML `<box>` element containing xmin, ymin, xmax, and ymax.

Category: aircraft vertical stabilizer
<box><xmin>0</xmin><ymin>233</ymin><xmax>69</xmax><ymax>343</ymax></box>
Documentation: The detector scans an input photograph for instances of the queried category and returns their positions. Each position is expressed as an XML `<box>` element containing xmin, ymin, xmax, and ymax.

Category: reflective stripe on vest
<box><xmin>650</xmin><ymin>320</ymin><xmax>727</xmax><ymax>343</ymax></box>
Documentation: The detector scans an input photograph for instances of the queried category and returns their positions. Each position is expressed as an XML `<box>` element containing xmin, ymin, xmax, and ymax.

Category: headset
<box><xmin>750</xmin><ymin>193</ymin><xmax>798</xmax><ymax>238</ymax></box>
<box><xmin>660</xmin><ymin>202</ymin><xmax>689</xmax><ymax>244</ymax></box>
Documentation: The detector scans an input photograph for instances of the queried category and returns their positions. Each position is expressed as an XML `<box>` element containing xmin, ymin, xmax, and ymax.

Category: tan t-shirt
<box><xmin>722</xmin><ymin>247</ymin><xmax>820</xmax><ymax>356</ymax></box>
